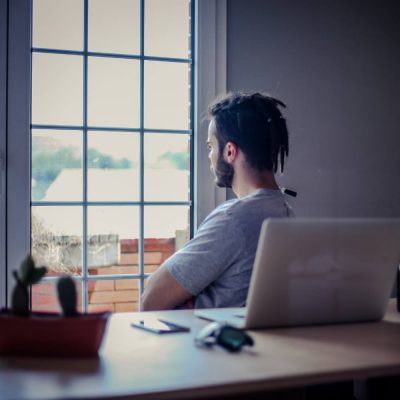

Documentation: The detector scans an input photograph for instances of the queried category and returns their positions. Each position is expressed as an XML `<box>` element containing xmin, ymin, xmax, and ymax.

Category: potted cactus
<box><xmin>0</xmin><ymin>255</ymin><xmax>110</xmax><ymax>357</ymax></box>
<box><xmin>11</xmin><ymin>255</ymin><xmax>47</xmax><ymax>316</ymax></box>
<box><xmin>57</xmin><ymin>275</ymin><xmax>78</xmax><ymax>317</ymax></box>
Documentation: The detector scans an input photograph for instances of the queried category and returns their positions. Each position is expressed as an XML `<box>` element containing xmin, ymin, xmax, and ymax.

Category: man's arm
<box><xmin>141</xmin><ymin>206</ymin><xmax>243</xmax><ymax>311</ymax></box>
<box><xmin>140</xmin><ymin>265</ymin><xmax>193</xmax><ymax>311</ymax></box>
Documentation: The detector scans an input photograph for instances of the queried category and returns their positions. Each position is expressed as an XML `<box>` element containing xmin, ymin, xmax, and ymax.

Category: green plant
<box><xmin>11</xmin><ymin>255</ymin><xmax>47</xmax><ymax>316</ymax></box>
<box><xmin>56</xmin><ymin>276</ymin><xmax>78</xmax><ymax>317</ymax></box>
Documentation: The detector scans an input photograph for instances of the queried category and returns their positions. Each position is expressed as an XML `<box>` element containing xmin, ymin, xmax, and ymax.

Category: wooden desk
<box><xmin>0</xmin><ymin>300</ymin><xmax>400</xmax><ymax>400</ymax></box>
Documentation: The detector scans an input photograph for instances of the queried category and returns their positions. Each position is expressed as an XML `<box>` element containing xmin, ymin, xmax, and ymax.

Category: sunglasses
<box><xmin>195</xmin><ymin>322</ymin><xmax>254</xmax><ymax>352</ymax></box>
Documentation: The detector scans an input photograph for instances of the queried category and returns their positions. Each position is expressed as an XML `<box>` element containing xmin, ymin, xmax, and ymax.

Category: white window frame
<box><xmin>0</xmin><ymin>0</ymin><xmax>227</xmax><ymax>307</ymax></box>
<box><xmin>0</xmin><ymin>0</ymin><xmax>7</xmax><ymax>309</ymax></box>
<box><xmin>1</xmin><ymin>0</ymin><xmax>31</xmax><ymax>307</ymax></box>
<box><xmin>194</xmin><ymin>0</ymin><xmax>227</xmax><ymax>226</ymax></box>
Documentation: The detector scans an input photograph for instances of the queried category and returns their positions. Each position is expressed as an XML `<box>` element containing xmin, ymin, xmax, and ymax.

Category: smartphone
<box><xmin>131</xmin><ymin>318</ymin><xmax>190</xmax><ymax>334</ymax></box>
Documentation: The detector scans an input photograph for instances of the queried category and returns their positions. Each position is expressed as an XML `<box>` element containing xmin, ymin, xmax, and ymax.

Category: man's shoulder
<box><xmin>225</xmin><ymin>189</ymin><xmax>285</xmax><ymax>213</ymax></box>
<box><xmin>204</xmin><ymin>198</ymin><xmax>239</xmax><ymax>220</ymax></box>
<box><xmin>201</xmin><ymin>189</ymin><xmax>290</xmax><ymax>227</ymax></box>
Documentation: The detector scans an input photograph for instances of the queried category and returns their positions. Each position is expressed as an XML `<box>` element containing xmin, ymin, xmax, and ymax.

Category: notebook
<box><xmin>195</xmin><ymin>218</ymin><xmax>400</xmax><ymax>329</ymax></box>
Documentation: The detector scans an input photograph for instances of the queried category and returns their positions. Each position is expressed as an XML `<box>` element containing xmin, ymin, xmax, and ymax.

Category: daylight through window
<box><xmin>30</xmin><ymin>0</ymin><xmax>194</xmax><ymax>313</ymax></box>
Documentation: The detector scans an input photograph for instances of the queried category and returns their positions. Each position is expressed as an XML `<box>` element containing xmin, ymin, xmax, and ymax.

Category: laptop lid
<box><xmin>245</xmin><ymin>218</ymin><xmax>400</xmax><ymax>329</ymax></box>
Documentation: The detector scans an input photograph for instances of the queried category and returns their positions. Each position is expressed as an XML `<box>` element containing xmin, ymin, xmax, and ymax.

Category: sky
<box><xmin>32</xmin><ymin>0</ymin><xmax>190</xmax><ymax>129</ymax></box>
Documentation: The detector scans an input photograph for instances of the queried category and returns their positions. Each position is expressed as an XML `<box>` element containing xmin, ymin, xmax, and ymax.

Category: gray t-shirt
<box><xmin>164</xmin><ymin>188</ymin><xmax>293</xmax><ymax>309</ymax></box>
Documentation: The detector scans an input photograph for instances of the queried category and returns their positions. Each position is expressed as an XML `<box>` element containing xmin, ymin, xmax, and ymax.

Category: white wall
<box><xmin>226</xmin><ymin>0</ymin><xmax>400</xmax><ymax>217</ymax></box>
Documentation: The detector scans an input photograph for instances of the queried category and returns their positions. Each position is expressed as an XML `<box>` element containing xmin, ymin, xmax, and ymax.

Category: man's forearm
<box><xmin>140</xmin><ymin>265</ymin><xmax>192</xmax><ymax>311</ymax></box>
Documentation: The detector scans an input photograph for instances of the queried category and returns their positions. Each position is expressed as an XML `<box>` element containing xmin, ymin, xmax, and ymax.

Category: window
<box><xmin>29</xmin><ymin>0</ymin><xmax>194</xmax><ymax>313</ymax></box>
<box><xmin>0</xmin><ymin>0</ymin><xmax>6</xmax><ymax>310</ymax></box>
<box><xmin>0</xmin><ymin>0</ymin><xmax>226</xmax><ymax>310</ymax></box>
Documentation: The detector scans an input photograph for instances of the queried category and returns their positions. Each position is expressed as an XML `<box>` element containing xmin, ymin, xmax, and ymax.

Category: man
<box><xmin>141</xmin><ymin>92</ymin><xmax>293</xmax><ymax>311</ymax></box>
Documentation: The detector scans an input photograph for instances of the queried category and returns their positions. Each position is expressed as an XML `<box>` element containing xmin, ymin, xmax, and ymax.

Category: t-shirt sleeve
<box><xmin>163</xmin><ymin>209</ymin><xmax>244</xmax><ymax>296</ymax></box>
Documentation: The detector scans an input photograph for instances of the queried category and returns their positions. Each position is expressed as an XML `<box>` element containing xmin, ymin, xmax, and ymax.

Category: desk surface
<box><xmin>1</xmin><ymin>300</ymin><xmax>400</xmax><ymax>400</ymax></box>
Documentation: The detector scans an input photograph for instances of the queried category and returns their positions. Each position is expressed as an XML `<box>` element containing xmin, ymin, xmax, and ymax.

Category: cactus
<box><xmin>56</xmin><ymin>276</ymin><xmax>78</xmax><ymax>317</ymax></box>
<box><xmin>11</xmin><ymin>272</ymin><xmax>30</xmax><ymax>316</ymax></box>
<box><xmin>11</xmin><ymin>255</ymin><xmax>47</xmax><ymax>316</ymax></box>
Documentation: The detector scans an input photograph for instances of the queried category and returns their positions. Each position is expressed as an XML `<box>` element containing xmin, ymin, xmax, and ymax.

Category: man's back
<box><xmin>164</xmin><ymin>188</ymin><xmax>292</xmax><ymax>308</ymax></box>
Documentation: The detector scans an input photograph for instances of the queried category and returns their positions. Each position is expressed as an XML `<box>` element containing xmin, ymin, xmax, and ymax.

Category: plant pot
<box><xmin>0</xmin><ymin>310</ymin><xmax>110</xmax><ymax>358</ymax></box>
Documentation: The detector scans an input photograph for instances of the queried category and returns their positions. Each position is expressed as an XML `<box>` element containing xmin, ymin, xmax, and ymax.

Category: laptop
<box><xmin>195</xmin><ymin>218</ymin><xmax>400</xmax><ymax>329</ymax></box>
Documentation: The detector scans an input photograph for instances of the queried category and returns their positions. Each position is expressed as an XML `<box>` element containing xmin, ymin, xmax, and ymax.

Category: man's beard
<box><xmin>214</xmin><ymin>155</ymin><xmax>234</xmax><ymax>188</ymax></box>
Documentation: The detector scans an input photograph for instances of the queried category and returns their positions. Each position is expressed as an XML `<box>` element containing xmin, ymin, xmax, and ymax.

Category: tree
<box><xmin>32</xmin><ymin>146</ymin><xmax>133</xmax><ymax>201</ymax></box>
<box><xmin>158</xmin><ymin>151</ymin><xmax>188</xmax><ymax>170</ymax></box>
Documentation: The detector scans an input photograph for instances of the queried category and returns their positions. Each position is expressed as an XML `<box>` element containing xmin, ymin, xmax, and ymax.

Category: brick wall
<box><xmin>32</xmin><ymin>237</ymin><xmax>175</xmax><ymax>313</ymax></box>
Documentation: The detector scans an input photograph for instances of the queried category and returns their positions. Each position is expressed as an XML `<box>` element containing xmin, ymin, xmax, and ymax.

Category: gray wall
<box><xmin>227</xmin><ymin>0</ymin><xmax>400</xmax><ymax>217</ymax></box>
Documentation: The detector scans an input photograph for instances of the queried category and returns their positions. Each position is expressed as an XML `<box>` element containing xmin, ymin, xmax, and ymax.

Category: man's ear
<box><xmin>223</xmin><ymin>142</ymin><xmax>238</xmax><ymax>164</ymax></box>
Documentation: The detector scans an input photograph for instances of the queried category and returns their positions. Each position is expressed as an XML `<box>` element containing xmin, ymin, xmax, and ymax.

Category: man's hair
<box><xmin>207</xmin><ymin>92</ymin><xmax>289</xmax><ymax>173</ymax></box>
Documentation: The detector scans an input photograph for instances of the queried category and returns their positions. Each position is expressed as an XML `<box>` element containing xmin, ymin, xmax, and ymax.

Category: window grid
<box><xmin>31</xmin><ymin>47</ymin><xmax>192</xmax><ymax>64</ymax></box>
<box><xmin>30</xmin><ymin>0</ymin><xmax>195</xmax><ymax>312</ymax></box>
<box><xmin>139</xmin><ymin>0</ymin><xmax>145</xmax><ymax>299</ymax></box>
<box><xmin>31</xmin><ymin>125</ymin><xmax>191</xmax><ymax>134</ymax></box>
<box><xmin>32</xmin><ymin>201</ymin><xmax>191</xmax><ymax>207</ymax></box>
<box><xmin>82</xmin><ymin>0</ymin><xmax>88</xmax><ymax>312</ymax></box>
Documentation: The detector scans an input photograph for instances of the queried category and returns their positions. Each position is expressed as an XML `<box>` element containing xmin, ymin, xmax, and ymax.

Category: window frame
<box><xmin>194</xmin><ymin>0</ymin><xmax>227</xmax><ymax>226</ymax></box>
<box><xmin>0</xmin><ymin>0</ymin><xmax>7</xmax><ymax>309</ymax></box>
<box><xmin>0</xmin><ymin>0</ymin><xmax>227</xmax><ymax>309</ymax></box>
<box><xmin>2</xmin><ymin>0</ymin><xmax>31</xmax><ymax>307</ymax></box>
<box><xmin>31</xmin><ymin>0</ymin><xmax>195</xmax><ymax>312</ymax></box>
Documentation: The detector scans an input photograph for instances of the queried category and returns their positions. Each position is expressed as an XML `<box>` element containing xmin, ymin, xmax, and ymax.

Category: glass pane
<box><xmin>32</xmin><ymin>206</ymin><xmax>83</xmax><ymax>276</ymax></box>
<box><xmin>145</xmin><ymin>0</ymin><xmax>190</xmax><ymax>58</ymax></box>
<box><xmin>32</xmin><ymin>280</ymin><xmax>83</xmax><ymax>313</ymax></box>
<box><xmin>88</xmin><ymin>132</ymin><xmax>139</xmax><ymax>201</ymax></box>
<box><xmin>89</xmin><ymin>0</ymin><xmax>140</xmax><ymax>55</ymax></box>
<box><xmin>88</xmin><ymin>57</ymin><xmax>140</xmax><ymax>128</ymax></box>
<box><xmin>144</xmin><ymin>206</ymin><xmax>190</xmax><ymax>272</ymax></box>
<box><xmin>88</xmin><ymin>279</ymin><xmax>139</xmax><ymax>312</ymax></box>
<box><xmin>33</xmin><ymin>0</ymin><xmax>83</xmax><ymax>51</ymax></box>
<box><xmin>32</xmin><ymin>130</ymin><xmax>82</xmax><ymax>202</ymax></box>
<box><xmin>87</xmin><ymin>206</ymin><xmax>139</xmax><ymax>274</ymax></box>
<box><xmin>144</xmin><ymin>61</ymin><xmax>190</xmax><ymax>130</ymax></box>
<box><xmin>144</xmin><ymin>133</ymin><xmax>190</xmax><ymax>201</ymax></box>
<box><xmin>32</xmin><ymin>53</ymin><xmax>83</xmax><ymax>125</ymax></box>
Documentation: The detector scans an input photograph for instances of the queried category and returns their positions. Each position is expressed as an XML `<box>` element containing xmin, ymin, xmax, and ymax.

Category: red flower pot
<box><xmin>0</xmin><ymin>310</ymin><xmax>110</xmax><ymax>357</ymax></box>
